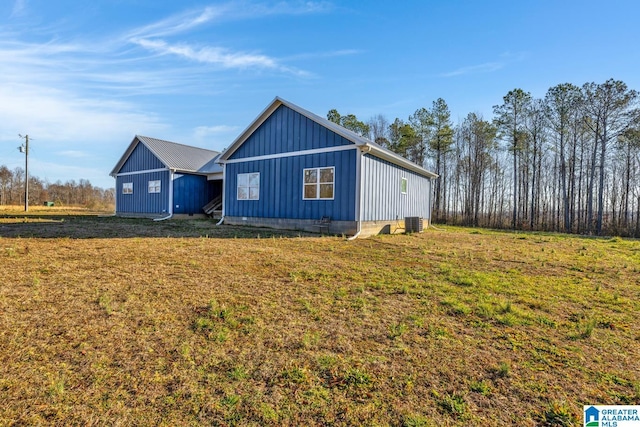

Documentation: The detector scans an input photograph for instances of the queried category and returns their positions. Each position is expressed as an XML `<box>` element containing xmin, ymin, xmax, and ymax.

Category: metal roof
<box><xmin>218</xmin><ymin>97</ymin><xmax>438</xmax><ymax>179</ymax></box>
<box><xmin>110</xmin><ymin>135</ymin><xmax>220</xmax><ymax>176</ymax></box>
<box><xmin>197</xmin><ymin>152</ymin><xmax>223</xmax><ymax>174</ymax></box>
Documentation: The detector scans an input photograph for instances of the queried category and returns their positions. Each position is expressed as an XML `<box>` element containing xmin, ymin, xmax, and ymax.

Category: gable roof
<box><xmin>110</xmin><ymin>135</ymin><xmax>220</xmax><ymax>176</ymax></box>
<box><xmin>197</xmin><ymin>152</ymin><xmax>223</xmax><ymax>175</ymax></box>
<box><xmin>218</xmin><ymin>97</ymin><xmax>438</xmax><ymax>179</ymax></box>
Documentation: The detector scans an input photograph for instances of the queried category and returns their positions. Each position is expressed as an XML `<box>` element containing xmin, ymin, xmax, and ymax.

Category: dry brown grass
<box><xmin>1</xmin><ymin>216</ymin><xmax>639</xmax><ymax>426</ymax></box>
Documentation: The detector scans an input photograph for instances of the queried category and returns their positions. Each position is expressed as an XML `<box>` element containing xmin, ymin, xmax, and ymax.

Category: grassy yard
<box><xmin>1</xmin><ymin>212</ymin><xmax>639</xmax><ymax>426</ymax></box>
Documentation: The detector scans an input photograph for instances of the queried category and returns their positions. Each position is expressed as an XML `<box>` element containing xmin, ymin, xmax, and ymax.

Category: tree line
<box><xmin>328</xmin><ymin>79</ymin><xmax>640</xmax><ymax>237</ymax></box>
<box><xmin>0</xmin><ymin>165</ymin><xmax>115</xmax><ymax>210</ymax></box>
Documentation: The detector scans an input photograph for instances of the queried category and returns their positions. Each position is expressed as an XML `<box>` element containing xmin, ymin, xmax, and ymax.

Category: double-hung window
<box><xmin>303</xmin><ymin>167</ymin><xmax>334</xmax><ymax>200</ymax></box>
<box><xmin>237</xmin><ymin>172</ymin><xmax>260</xmax><ymax>200</ymax></box>
<box><xmin>122</xmin><ymin>182</ymin><xmax>133</xmax><ymax>194</ymax></box>
<box><xmin>148</xmin><ymin>180</ymin><xmax>161</xmax><ymax>193</ymax></box>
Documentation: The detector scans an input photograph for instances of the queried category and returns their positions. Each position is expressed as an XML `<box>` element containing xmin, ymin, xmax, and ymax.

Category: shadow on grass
<box><xmin>0</xmin><ymin>215</ymin><xmax>322</xmax><ymax>239</ymax></box>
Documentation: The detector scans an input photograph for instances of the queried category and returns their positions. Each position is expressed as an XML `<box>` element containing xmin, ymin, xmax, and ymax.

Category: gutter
<box><xmin>362</xmin><ymin>143</ymin><xmax>438</xmax><ymax>179</ymax></box>
<box><xmin>348</xmin><ymin>145</ymin><xmax>368</xmax><ymax>241</ymax></box>
<box><xmin>215</xmin><ymin>162</ymin><xmax>226</xmax><ymax>226</ymax></box>
<box><xmin>154</xmin><ymin>169</ymin><xmax>175</xmax><ymax>221</ymax></box>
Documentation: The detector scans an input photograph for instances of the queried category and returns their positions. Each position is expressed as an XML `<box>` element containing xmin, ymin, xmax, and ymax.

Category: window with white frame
<box><xmin>237</xmin><ymin>172</ymin><xmax>260</xmax><ymax>200</ymax></box>
<box><xmin>148</xmin><ymin>180</ymin><xmax>161</xmax><ymax>193</ymax></box>
<box><xmin>401</xmin><ymin>177</ymin><xmax>408</xmax><ymax>194</ymax></box>
<box><xmin>122</xmin><ymin>182</ymin><xmax>133</xmax><ymax>194</ymax></box>
<box><xmin>303</xmin><ymin>167</ymin><xmax>334</xmax><ymax>200</ymax></box>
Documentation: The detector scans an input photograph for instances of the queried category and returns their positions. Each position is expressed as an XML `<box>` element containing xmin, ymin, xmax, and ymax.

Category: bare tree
<box><xmin>545</xmin><ymin>83</ymin><xmax>582</xmax><ymax>232</ymax></box>
<box><xmin>582</xmin><ymin>79</ymin><xmax>638</xmax><ymax>234</ymax></box>
<box><xmin>428</xmin><ymin>98</ymin><xmax>454</xmax><ymax>222</ymax></box>
<box><xmin>368</xmin><ymin>114</ymin><xmax>390</xmax><ymax>147</ymax></box>
<box><xmin>493</xmin><ymin>89</ymin><xmax>532</xmax><ymax>229</ymax></box>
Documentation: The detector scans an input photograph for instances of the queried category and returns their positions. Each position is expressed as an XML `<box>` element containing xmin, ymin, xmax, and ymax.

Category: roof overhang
<box><xmin>361</xmin><ymin>144</ymin><xmax>439</xmax><ymax>179</ymax></box>
<box><xmin>110</xmin><ymin>135</ymin><xmax>143</xmax><ymax>177</ymax></box>
<box><xmin>217</xmin><ymin>96</ymin><xmax>438</xmax><ymax>180</ymax></box>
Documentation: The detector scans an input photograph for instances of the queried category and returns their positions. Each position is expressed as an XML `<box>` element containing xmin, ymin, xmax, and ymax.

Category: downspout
<box><xmin>348</xmin><ymin>145</ymin><xmax>370</xmax><ymax>240</ymax></box>
<box><xmin>113</xmin><ymin>174</ymin><xmax>118</xmax><ymax>215</ymax></box>
<box><xmin>216</xmin><ymin>162</ymin><xmax>226</xmax><ymax>226</ymax></box>
<box><xmin>154</xmin><ymin>169</ymin><xmax>174</xmax><ymax>221</ymax></box>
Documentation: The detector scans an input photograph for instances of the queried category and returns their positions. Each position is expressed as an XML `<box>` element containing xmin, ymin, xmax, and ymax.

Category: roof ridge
<box><xmin>136</xmin><ymin>135</ymin><xmax>220</xmax><ymax>154</ymax></box>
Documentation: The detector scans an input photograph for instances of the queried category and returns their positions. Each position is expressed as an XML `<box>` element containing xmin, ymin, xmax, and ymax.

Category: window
<box><xmin>303</xmin><ymin>167</ymin><xmax>334</xmax><ymax>200</ymax></box>
<box><xmin>148</xmin><ymin>180</ymin><xmax>161</xmax><ymax>193</ymax></box>
<box><xmin>237</xmin><ymin>172</ymin><xmax>260</xmax><ymax>200</ymax></box>
<box><xmin>401</xmin><ymin>177</ymin><xmax>408</xmax><ymax>194</ymax></box>
<box><xmin>122</xmin><ymin>182</ymin><xmax>133</xmax><ymax>194</ymax></box>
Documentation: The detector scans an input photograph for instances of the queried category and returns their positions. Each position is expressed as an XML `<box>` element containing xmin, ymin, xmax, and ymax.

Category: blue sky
<box><xmin>1</xmin><ymin>0</ymin><xmax>639</xmax><ymax>189</ymax></box>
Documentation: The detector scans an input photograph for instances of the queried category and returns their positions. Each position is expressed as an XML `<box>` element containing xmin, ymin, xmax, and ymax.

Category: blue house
<box><xmin>217</xmin><ymin>97</ymin><xmax>438</xmax><ymax>237</ymax></box>
<box><xmin>110</xmin><ymin>135</ymin><xmax>222</xmax><ymax>218</ymax></box>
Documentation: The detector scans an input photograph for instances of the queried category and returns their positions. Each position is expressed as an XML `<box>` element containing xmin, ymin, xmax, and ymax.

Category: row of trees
<box><xmin>0</xmin><ymin>165</ymin><xmax>115</xmax><ymax>209</ymax></box>
<box><xmin>329</xmin><ymin>79</ymin><xmax>640</xmax><ymax>236</ymax></box>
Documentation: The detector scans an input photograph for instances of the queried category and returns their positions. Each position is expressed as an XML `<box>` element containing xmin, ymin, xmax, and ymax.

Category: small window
<box><xmin>303</xmin><ymin>167</ymin><xmax>334</xmax><ymax>200</ymax></box>
<box><xmin>237</xmin><ymin>172</ymin><xmax>260</xmax><ymax>200</ymax></box>
<box><xmin>122</xmin><ymin>182</ymin><xmax>133</xmax><ymax>194</ymax></box>
<box><xmin>148</xmin><ymin>180</ymin><xmax>161</xmax><ymax>193</ymax></box>
<box><xmin>401</xmin><ymin>177</ymin><xmax>408</xmax><ymax>194</ymax></box>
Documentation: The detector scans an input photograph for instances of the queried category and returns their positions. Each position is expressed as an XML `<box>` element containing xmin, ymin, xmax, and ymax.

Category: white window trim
<box><xmin>237</xmin><ymin>172</ymin><xmax>260</xmax><ymax>200</ymax></box>
<box><xmin>148</xmin><ymin>180</ymin><xmax>161</xmax><ymax>194</ymax></box>
<box><xmin>401</xmin><ymin>177</ymin><xmax>408</xmax><ymax>195</ymax></box>
<box><xmin>122</xmin><ymin>182</ymin><xmax>133</xmax><ymax>195</ymax></box>
<box><xmin>303</xmin><ymin>166</ymin><xmax>335</xmax><ymax>200</ymax></box>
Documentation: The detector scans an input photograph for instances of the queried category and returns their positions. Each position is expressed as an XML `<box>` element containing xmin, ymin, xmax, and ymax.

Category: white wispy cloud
<box><xmin>130</xmin><ymin>37</ymin><xmax>309</xmax><ymax>76</ymax></box>
<box><xmin>125</xmin><ymin>2</ymin><xmax>332</xmax><ymax>40</ymax></box>
<box><xmin>29</xmin><ymin>158</ymin><xmax>112</xmax><ymax>186</ymax></box>
<box><xmin>124</xmin><ymin>2</ymin><xmax>333</xmax><ymax>76</ymax></box>
<box><xmin>282</xmin><ymin>49</ymin><xmax>362</xmax><ymax>61</ymax></box>
<box><xmin>10</xmin><ymin>0</ymin><xmax>28</xmax><ymax>18</ymax></box>
<box><xmin>441</xmin><ymin>52</ymin><xmax>528</xmax><ymax>78</ymax></box>
<box><xmin>125</xmin><ymin>6</ymin><xmax>226</xmax><ymax>39</ymax></box>
<box><xmin>58</xmin><ymin>150</ymin><xmax>90</xmax><ymax>158</ymax></box>
<box><xmin>193</xmin><ymin>125</ymin><xmax>242</xmax><ymax>145</ymax></box>
<box><xmin>231</xmin><ymin>1</ymin><xmax>333</xmax><ymax>18</ymax></box>
<box><xmin>0</xmin><ymin>83</ymin><xmax>166</xmax><ymax>143</ymax></box>
<box><xmin>441</xmin><ymin>61</ymin><xmax>504</xmax><ymax>77</ymax></box>
<box><xmin>132</xmin><ymin>38</ymin><xmax>276</xmax><ymax>69</ymax></box>
<box><xmin>194</xmin><ymin>125</ymin><xmax>239</xmax><ymax>135</ymax></box>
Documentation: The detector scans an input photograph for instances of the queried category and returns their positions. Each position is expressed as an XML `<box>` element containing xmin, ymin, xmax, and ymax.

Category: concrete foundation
<box><xmin>358</xmin><ymin>218</ymin><xmax>428</xmax><ymax>237</ymax></box>
<box><xmin>223</xmin><ymin>216</ymin><xmax>429</xmax><ymax>238</ymax></box>
<box><xmin>115</xmin><ymin>212</ymin><xmax>207</xmax><ymax>219</ymax></box>
<box><xmin>224</xmin><ymin>216</ymin><xmax>357</xmax><ymax>236</ymax></box>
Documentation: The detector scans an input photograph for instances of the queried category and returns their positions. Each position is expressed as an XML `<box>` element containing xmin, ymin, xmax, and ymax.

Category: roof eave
<box><xmin>217</xmin><ymin>96</ymin><xmax>438</xmax><ymax>179</ymax></box>
<box><xmin>362</xmin><ymin>144</ymin><xmax>439</xmax><ymax>179</ymax></box>
<box><xmin>218</xmin><ymin>96</ymin><xmax>371</xmax><ymax>164</ymax></box>
<box><xmin>218</xmin><ymin>97</ymin><xmax>285</xmax><ymax>163</ymax></box>
<box><xmin>110</xmin><ymin>135</ymin><xmax>142</xmax><ymax>177</ymax></box>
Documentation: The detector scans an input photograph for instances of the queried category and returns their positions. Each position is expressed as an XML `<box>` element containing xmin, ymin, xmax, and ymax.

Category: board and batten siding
<box><xmin>361</xmin><ymin>154</ymin><xmax>432</xmax><ymax>221</ymax></box>
<box><xmin>115</xmin><ymin>170</ymin><xmax>170</xmax><ymax>214</ymax></box>
<box><xmin>172</xmin><ymin>174</ymin><xmax>213</xmax><ymax>215</ymax></box>
<box><xmin>119</xmin><ymin>143</ymin><xmax>165</xmax><ymax>173</ymax></box>
<box><xmin>229</xmin><ymin>105</ymin><xmax>352</xmax><ymax>160</ymax></box>
<box><xmin>225</xmin><ymin>150</ymin><xmax>357</xmax><ymax>221</ymax></box>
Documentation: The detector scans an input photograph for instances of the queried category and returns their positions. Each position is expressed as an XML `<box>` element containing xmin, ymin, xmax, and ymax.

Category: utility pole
<box><xmin>18</xmin><ymin>134</ymin><xmax>29</xmax><ymax>212</ymax></box>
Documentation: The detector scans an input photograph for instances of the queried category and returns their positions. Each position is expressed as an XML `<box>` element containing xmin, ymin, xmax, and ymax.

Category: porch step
<box><xmin>203</xmin><ymin>195</ymin><xmax>222</xmax><ymax>215</ymax></box>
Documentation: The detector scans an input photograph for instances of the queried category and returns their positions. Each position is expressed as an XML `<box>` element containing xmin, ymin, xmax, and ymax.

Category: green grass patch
<box><xmin>1</xmin><ymin>219</ymin><xmax>639</xmax><ymax>425</ymax></box>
